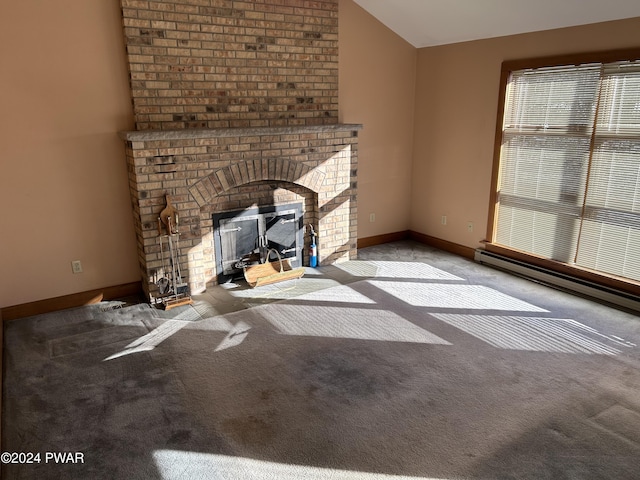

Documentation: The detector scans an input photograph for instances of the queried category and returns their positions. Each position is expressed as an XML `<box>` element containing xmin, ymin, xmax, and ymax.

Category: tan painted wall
<box><xmin>4</xmin><ymin>0</ymin><xmax>636</xmax><ymax>308</ymax></box>
<box><xmin>0</xmin><ymin>0</ymin><xmax>415</xmax><ymax>307</ymax></box>
<box><xmin>0</xmin><ymin>0</ymin><xmax>138</xmax><ymax>308</ymax></box>
<box><xmin>339</xmin><ymin>0</ymin><xmax>416</xmax><ymax>239</ymax></box>
<box><xmin>411</xmin><ymin>17</ymin><xmax>640</xmax><ymax>249</ymax></box>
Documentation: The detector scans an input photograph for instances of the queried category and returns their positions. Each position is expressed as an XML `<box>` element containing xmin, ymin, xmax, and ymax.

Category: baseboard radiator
<box><xmin>474</xmin><ymin>249</ymin><xmax>640</xmax><ymax>313</ymax></box>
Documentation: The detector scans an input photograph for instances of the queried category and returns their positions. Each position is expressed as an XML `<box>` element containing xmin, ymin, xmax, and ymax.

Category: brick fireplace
<box><xmin>118</xmin><ymin>0</ymin><xmax>360</xmax><ymax>300</ymax></box>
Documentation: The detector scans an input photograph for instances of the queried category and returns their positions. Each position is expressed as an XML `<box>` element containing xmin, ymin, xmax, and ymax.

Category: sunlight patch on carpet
<box><xmin>214</xmin><ymin>321</ymin><xmax>251</xmax><ymax>352</ymax></box>
<box><xmin>370</xmin><ymin>261</ymin><xmax>463</xmax><ymax>280</ymax></box>
<box><xmin>227</xmin><ymin>277</ymin><xmax>341</xmax><ymax>299</ymax></box>
<box><xmin>369</xmin><ymin>281</ymin><xmax>548</xmax><ymax>312</ymax></box>
<box><xmin>103</xmin><ymin>319</ymin><xmax>190</xmax><ymax>360</ymax></box>
<box><xmin>285</xmin><ymin>284</ymin><xmax>376</xmax><ymax>304</ymax></box>
<box><xmin>263</xmin><ymin>305</ymin><xmax>451</xmax><ymax>344</ymax></box>
<box><xmin>336</xmin><ymin>260</ymin><xmax>463</xmax><ymax>280</ymax></box>
<box><xmin>154</xmin><ymin>450</ymin><xmax>455</xmax><ymax>479</ymax></box>
<box><xmin>432</xmin><ymin>314</ymin><xmax>623</xmax><ymax>355</ymax></box>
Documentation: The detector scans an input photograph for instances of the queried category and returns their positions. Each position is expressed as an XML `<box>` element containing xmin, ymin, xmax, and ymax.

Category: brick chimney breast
<box><xmin>119</xmin><ymin>1</ymin><xmax>360</xmax><ymax>301</ymax></box>
<box><xmin>121</xmin><ymin>0</ymin><xmax>339</xmax><ymax>130</ymax></box>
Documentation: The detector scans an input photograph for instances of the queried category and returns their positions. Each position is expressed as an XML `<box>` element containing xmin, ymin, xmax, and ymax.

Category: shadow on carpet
<box><xmin>3</xmin><ymin>271</ymin><xmax>640</xmax><ymax>480</ymax></box>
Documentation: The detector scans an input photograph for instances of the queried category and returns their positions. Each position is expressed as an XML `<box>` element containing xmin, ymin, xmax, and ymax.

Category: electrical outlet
<box><xmin>441</xmin><ymin>215</ymin><xmax>447</xmax><ymax>225</ymax></box>
<box><xmin>71</xmin><ymin>260</ymin><xmax>83</xmax><ymax>274</ymax></box>
<box><xmin>369</xmin><ymin>213</ymin><xmax>375</xmax><ymax>223</ymax></box>
<box><xmin>467</xmin><ymin>221</ymin><xmax>473</xmax><ymax>232</ymax></box>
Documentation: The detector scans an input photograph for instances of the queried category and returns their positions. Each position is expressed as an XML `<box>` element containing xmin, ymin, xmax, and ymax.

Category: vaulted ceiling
<box><xmin>353</xmin><ymin>0</ymin><xmax>640</xmax><ymax>48</ymax></box>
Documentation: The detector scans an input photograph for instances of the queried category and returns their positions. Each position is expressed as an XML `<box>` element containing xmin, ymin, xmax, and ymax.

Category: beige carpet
<box><xmin>3</xmin><ymin>243</ymin><xmax>640</xmax><ymax>479</ymax></box>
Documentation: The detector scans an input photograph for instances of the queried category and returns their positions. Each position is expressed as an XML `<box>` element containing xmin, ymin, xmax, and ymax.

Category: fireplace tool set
<box><xmin>155</xmin><ymin>196</ymin><xmax>193</xmax><ymax>310</ymax></box>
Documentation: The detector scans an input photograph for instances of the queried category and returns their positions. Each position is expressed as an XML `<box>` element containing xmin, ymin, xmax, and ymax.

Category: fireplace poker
<box><xmin>167</xmin><ymin>218</ymin><xmax>178</xmax><ymax>295</ymax></box>
<box><xmin>166</xmin><ymin>216</ymin><xmax>190</xmax><ymax>298</ymax></box>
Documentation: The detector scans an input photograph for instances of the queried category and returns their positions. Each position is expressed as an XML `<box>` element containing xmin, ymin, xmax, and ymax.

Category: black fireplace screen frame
<box><xmin>213</xmin><ymin>203</ymin><xmax>304</xmax><ymax>283</ymax></box>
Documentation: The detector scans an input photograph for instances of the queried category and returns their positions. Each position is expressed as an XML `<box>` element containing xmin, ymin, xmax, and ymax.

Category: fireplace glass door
<box><xmin>213</xmin><ymin>203</ymin><xmax>303</xmax><ymax>282</ymax></box>
<box><xmin>218</xmin><ymin>215</ymin><xmax>261</xmax><ymax>276</ymax></box>
<box><xmin>265</xmin><ymin>211</ymin><xmax>297</xmax><ymax>257</ymax></box>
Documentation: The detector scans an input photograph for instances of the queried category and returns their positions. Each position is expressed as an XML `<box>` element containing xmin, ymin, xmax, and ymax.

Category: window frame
<box><xmin>486</xmin><ymin>48</ymin><xmax>640</xmax><ymax>297</ymax></box>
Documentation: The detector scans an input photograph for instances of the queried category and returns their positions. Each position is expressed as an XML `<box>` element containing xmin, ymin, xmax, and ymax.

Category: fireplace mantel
<box><xmin>119</xmin><ymin>124</ymin><xmax>363</xmax><ymax>142</ymax></box>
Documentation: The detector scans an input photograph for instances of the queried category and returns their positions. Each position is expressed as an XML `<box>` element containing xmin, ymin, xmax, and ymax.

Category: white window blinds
<box><xmin>495</xmin><ymin>60</ymin><xmax>640</xmax><ymax>282</ymax></box>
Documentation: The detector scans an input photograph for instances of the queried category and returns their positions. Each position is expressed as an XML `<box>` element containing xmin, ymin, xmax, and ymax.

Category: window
<box><xmin>488</xmin><ymin>51</ymin><xmax>640</xmax><ymax>291</ymax></box>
